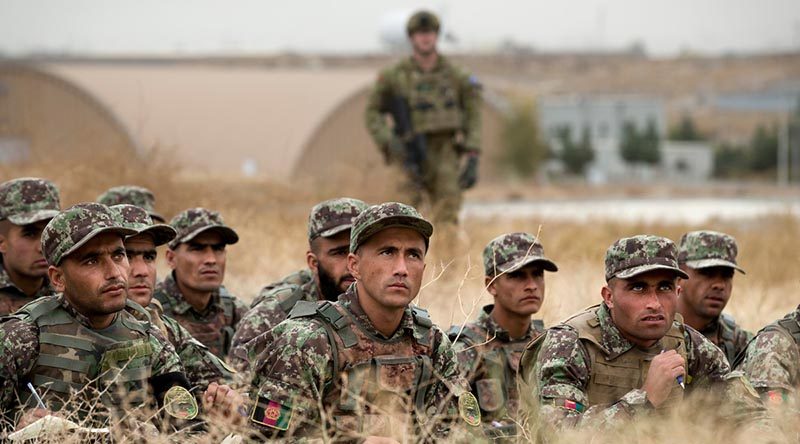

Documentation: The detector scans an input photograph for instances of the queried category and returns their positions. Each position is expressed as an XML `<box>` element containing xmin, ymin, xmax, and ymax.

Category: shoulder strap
<box><xmin>777</xmin><ymin>316</ymin><xmax>800</xmax><ymax>344</ymax></box>
<box><xmin>314</xmin><ymin>301</ymin><xmax>358</xmax><ymax>348</ymax></box>
<box><xmin>22</xmin><ymin>296</ymin><xmax>62</xmax><ymax>322</ymax></box>
<box><xmin>288</xmin><ymin>300</ymin><xmax>318</xmax><ymax>319</ymax></box>
<box><xmin>278</xmin><ymin>285</ymin><xmax>305</xmax><ymax>314</ymax></box>
<box><xmin>410</xmin><ymin>306</ymin><xmax>432</xmax><ymax>347</ymax></box>
<box><xmin>447</xmin><ymin>324</ymin><xmax>485</xmax><ymax>347</ymax></box>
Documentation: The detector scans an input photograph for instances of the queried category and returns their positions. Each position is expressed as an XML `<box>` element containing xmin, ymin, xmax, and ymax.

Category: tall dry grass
<box><xmin>3</xmin><ymin>152</ymin><xmax>799</xmax><ymax>442</ymax></box>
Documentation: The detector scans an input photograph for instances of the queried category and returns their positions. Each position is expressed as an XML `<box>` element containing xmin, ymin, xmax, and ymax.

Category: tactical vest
<box><xmin>289</xmin><ymin>300</ymin><xmax>438</xmax><ymax>438</ymax></box>
<box><xmin>448</xmin><ymin>320</ymin><xmax>544</xmax><ymax>419</ymax></box>
<box><xmin>398</xmin><ymin>61</ymin><xmax>465</xmax><ymax>134</ymax></box>
<box><xmin>18</xmin><ymin>297</ymin><xmax>154</xmax><ymax>419</ymax></box>
<box><xmin>733</xmin><ymin>310</ymin><xmax>800</xmax><ymax>369</ymax></box>
<box><xmin>523</xmin><ymin>306</ymin><xmax>688</xmax><ymax>410</ymax></box>
<box><xmin>716</xmin><ymin>313</ymin><xmax>739</xmax><ymax>365</ymax></box>
<box><xmin>160</xmin><ymin>291</ymin><xmax>237</xmax><ymax>357</ymax></box>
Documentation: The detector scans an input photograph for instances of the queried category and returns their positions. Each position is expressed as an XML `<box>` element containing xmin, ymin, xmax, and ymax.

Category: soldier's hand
<box><xmin>203</xmin><ymin>382</ymin><xmax>246</xmax><ymax>426</ymax></box>
<box><xmin>16</xmin><ymin>408</ymin><xmax>52</xmax><ymax>430</ymax></box>
<box><xmin>641</xmin><ymin>350</ymin><xmax>685</xmax><ymax>408</ymax></box>
<box><xmin>458</xmin><ymin>154</ymin><xmax>479</xmax><ymax>189</ymax></box>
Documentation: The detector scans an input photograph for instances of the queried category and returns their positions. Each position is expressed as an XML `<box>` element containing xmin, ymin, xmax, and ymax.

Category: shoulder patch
<box><xmin>458</xmin><ymin>392</ymin><xmax>481</xmax><ymax>427</ymax></box>
<box><xmin>251</xmin><ymin>389</ymin><xmax>293</xmax><ymax>431</ymax></box>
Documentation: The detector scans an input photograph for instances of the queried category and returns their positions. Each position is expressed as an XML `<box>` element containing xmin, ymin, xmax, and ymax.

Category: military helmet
<box><xmin>406</xmin><ymin>10</ymin><xmax>440</xmax><ymax>35</ymax></box>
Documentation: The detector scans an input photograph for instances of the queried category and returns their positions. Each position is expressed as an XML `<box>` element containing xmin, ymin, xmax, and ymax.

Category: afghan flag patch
<box><xmin>251</xmin><ymin>392</ymin><xmax>292</xmax><ymax>431</ymax></box>
<box><xmin>766</xmin><ymin>390</ymin><xmax>789</xmax><ymax>405</ymax></box>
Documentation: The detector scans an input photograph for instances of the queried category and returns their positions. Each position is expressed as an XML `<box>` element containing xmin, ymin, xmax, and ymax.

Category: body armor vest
<box><xmin>159</xmin><ymin>291</ymin><xmax>236</xmax><ymax>357</ymax></box>
<box><xmin>448</xmin><ymin>320</ymin><xmax>544</xmax><ymax>418</ymax></box>
<box><xmin>289</xmin><ymin>300</ymin><xmax>438</xmax><ymax>439</ymax></box>
<box><xmin>564</xmin><ymin>306</ymin><xmax>687</xmax><ymax>409</ymax></box>
<box><xmin>397</xmin><ymin>61</ymin><xmax>464</xmax><ymax>134</ymax></box>
<box><xmin>17</xmin><ymin>297</ymin><xmax>154</xmax><ymax>420</ymax></box>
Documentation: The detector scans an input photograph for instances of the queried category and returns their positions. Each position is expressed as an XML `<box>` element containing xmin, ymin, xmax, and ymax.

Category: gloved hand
<box><xmin>458</xmin><ymin>155</ymin><xmax>479</xmax><ymax>189</ymax></box>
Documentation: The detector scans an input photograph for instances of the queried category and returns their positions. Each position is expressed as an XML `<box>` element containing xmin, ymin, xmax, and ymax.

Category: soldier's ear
<box><xmin>348</xmin><ymin>252</ymin><xmax>361</xmax><ymax>280</ymax></box>
<box><xmin>0</xmin><ymin>233</ymin><xmax>7</xmax><ymax>255</ymax></box>
<box><xmin>48</xmin><ymin>265</ymin><xmax>66</xmax><ymax>292</ymax></box>
<box><xmin>165</xmin><ymin>248</ymin><xmax>176</xmax><ymax>269</ymax></box>
<box><xmin>601</xmin><ymin>285</ymin><xmax>613</xmax><ymax>308</ymax></box>
<box><xmin>485</xmin><ymin>275</ymin><xmax>498</xmax><ymax>296</ymax></box>
<box><xmin>306</xmin><ymin>250</ymin><xmax>318</xmax><ymax>273</ymax></box>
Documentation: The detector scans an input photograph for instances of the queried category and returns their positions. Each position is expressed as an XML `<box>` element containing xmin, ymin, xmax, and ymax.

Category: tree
<box><xmin>619</xmin><ymin>120</ymin><xmax>660</xmax><ymax>165</ymax></box>
<box><xmin>559</xmin><ymin>126</ymin><xmax>595</xmax><ymax>175</ymax></box>
<box><xmin>500</xmin><ymin>101</ymin><xmax>548</xmax><ymax>178</ymax></box>
<box><xmin>713</xmin><ymin>142</ymin><xmax>749</xmax><ymax>178</ymax></box>
<box><xmin>669</xmin><ymin>114</ymin><xmax>705</xmax><ymax>141</ymax></box>
<box><xmin>748</xmin><ymin>124</ymin><xmax>778</xmax><ymax>172</ymax></box>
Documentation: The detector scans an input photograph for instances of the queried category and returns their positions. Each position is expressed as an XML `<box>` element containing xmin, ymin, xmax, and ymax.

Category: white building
<box><xmin>539</xmin><ymin>94</ymin><xmax>712</xmax><ymax>183</ymax></box>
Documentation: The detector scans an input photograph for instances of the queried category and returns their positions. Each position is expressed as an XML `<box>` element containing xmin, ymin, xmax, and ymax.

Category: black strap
<box><xmin>410</xmin><ymin>306</ymin><xmax>432</xmax><ymax>347</ymax></box>
<box><xmin>316</xmin><ymin>301</ymin><xmax>358</xmax><ymax>348</ymax></box>
<box><xmin>277</xmin><ymin>286</ymin><xmax>305</xmax><ymax>314</ymax></box>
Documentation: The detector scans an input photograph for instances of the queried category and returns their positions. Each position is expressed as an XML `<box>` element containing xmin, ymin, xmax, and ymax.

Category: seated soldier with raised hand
<box><xmin>229</xmin><ymin>197</ymin><xmax>368</xmax><ymax>368</ymax></box>
<box><xmin>112</xmin><ymin>204</ymin><xmax>236</xmax><ymax>394</ymax></box>
<box><xmin>520</xmin><ymin>235</ymin><xmax>766</xmax><ymax>433</ymax></box>
<box><xmin>449</xmin><ymin>232</ymin><xmax>557</xmax><ymax>440</ymax></box>
<box><xmin>248</xmin><ymin>202</ymin><xmax>481</xmax><ymax>442</ymax></box>
<box><xmin>154</xmin><ymin>208</ymin><xmax>247</xmax><ymax>358</ymax></box>
<box><xmin>0</xmin><ymin>203</ymin><xmax>243</xmax><ymax>434</ymax></box>
<box><xmin>0</xmin><ymin>178</ymin><xmax>61</xmax><ymax>315</ymax></box>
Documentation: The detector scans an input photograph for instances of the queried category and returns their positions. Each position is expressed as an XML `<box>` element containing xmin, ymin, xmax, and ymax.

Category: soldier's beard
<box><xmin>318</xmin><ymin>264</ymin><xmax>350</xmax><ymax>302</ymax></box>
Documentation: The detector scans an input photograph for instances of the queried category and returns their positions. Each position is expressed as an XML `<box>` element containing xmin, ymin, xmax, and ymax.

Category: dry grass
<box><xmin>3</xmin><ymin>154</ymin><xmax>799</xmax><ymax>442</ymax></box>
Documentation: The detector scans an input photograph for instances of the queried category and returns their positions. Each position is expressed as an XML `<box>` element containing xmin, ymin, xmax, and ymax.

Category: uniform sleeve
<box><xmin>163</xmin><ymin>315</ymin><xmax>233</xmax><ymax>391</ymax></box>
<box><xmin>364</xmin><ymin>68</ymin><xmax>395</xmax><ymax>148</ymax></box>
<box><xmin>0</xmin><ymin>318</ymin><xmax>39</xmax><ymax>413</ymax></box>
<box><xmin>148</xmin><ymin>325</ymin><xmax>185</xmax><ymax>377</ymax></box>
<box><xmin>685</xmin><ymin>326</ymin><xmax>731</xmax><ymax>387</ymax></box>
<box><xmin>248</xmin><ymin>319</ymin><xmax>334</xmax><ymax>438</ymax></box>
<box><xmin>457</xmin><ymin>68</ymin><xmax>482</xmax><ymax>153</ymax></box>
<box><xmin>530</xmin><ymin>328</ymin><xmax>650</xmax><ymax>430</ymax></box>
<box><xmin>738</xmin><ymin>329</ymin><xmax>800</xmax><ymax>396</ymax></box>
<box><xmin>230</xmin><ymin>292</ymin><xmax>292</xmax><ymax>356</ymax></box>
<box><xmin>425</xmin><ymin>327</ymin><xmax>483</xmax><ymax>441</ymax></box>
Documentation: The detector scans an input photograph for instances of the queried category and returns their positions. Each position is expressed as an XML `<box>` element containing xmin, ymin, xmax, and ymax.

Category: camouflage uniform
<box><xmin>113</xmin><ymin>204</ymin><xmax>235</xmax><ymax>392</ymax></box>
<box><xmin>252</xmin><ymin>268</ymin><xmax>313</xmax><ymax>306</ymax></box>
<box><xmin>365</xmin><ymin>12</ymin><xmax>482</xmax><ymax>226</ymax></box>
<box><xmin>230</xmin><ymin>198</ymin><xmax>368</xmax><ymax>368</ymax></box>
<box><xmin>0</xmin><ymin>203</ymin><xmax>187</xmax><ymax>428</ymax></box>
<box><xmin>677</xmin><ymin>231</ymin><xmax>752</xmax><ymax>364</ymax></box>
<box><xmin>248</xmin><ymin>203</ymin><xmax>479</xmax><ymax>441</ymax></box>
<box><xmin>154</xmin><ymin>208</ymin><xmax>247</xmax><ymax>358</ymax></box>
<box><xmin>0</xmin><ymin>178</ymin><xmax>61</xmax><ymax>315</ymax></box>
<box><xmin>98</xmin><ymin>185</ymin><xmax>165</xmax><ymax>222</ymax></box>
<box><xmin>519</xmin><ymin>235</ymin><xmax>763</xmax><ymax>431</ymax></box>
<box><xmin>449</xmin><ymin>233</ymin><xmax>557</xmax><ymax>438</ymax></box>
<box><xmin>736</xmin><ymin>307</ymin><xmax>800</xmax><ymax>408</ymax></box>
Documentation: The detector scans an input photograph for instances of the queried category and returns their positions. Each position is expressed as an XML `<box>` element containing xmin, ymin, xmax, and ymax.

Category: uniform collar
<box><xmin>0</xmin><ymin>263</ymin><xmax>54</xmax><ymax>298</ymax></box>
<box><xmin>57</xmin><ymin>293</ymin><xmax>116</xmax><ymax>330</ymax></box>
<box><xmin>477</xmin><ymin>304</ymin><xmax>539</xmax><ymax>342</ymax></box>
<box><xmin>596</xmin><ymin>303</ymin><xmax>637</xmax><ymax>357</ymax></box>
<box><xmin>160</xmin><ymin>271</ymin><xmax>222</xmax><ymax>316</ymax></box>
<box><xmin>337</xmin><ymin>284</ymin><xmax>417</xmax><ymax>340</ymax></box>
<box><xmin>408</xmin><ymin>54</ymin><xmax>448</xmax><ymax>72</ymax></box>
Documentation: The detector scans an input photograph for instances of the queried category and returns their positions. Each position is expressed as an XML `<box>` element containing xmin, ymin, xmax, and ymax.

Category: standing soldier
<box><xmin>519</xmin><ymin>235</ymin><xmax>764</xmax><ymax>433</ymax></box>
<box><xmin>365</xmin><ymin>10</ymin><xmax>482</xmax><ymax>227</ymax></box>
<box><xmin>112</xmin><ymin>204</ymin><xmax>235</xmax><ymax>393</ymax></box>
<box><xmin>0</xmin><ymin>178</ymin><xmax>61</xmax><ymax>315</ymax></box>
<box><xmin>229</xmin><ymin>198</ymin><xmax>367</xmax><ymax>368</ymax></box>
<box><xmin>248</xmin><ymin>203</ymin><xmax>480</xmax><ymax>441</ymax></box>
<box><xmin>449</xmin><ymin>232</ymin><xmax>557</xmax><ymax>439</ymax></box>
<box><xmin>676</xmin><ymin>231</ymin><xmax>752</xmax><ymax>364</ymax></box>
<box><xmin>97</xmin><ymin>185</ymin><xmax>166</xmax><ymax>222</ymax></box>
<box><xmin>154</xmin><ymin>208</ymin><xmax>247</xmax><ymax>358</ymax></box>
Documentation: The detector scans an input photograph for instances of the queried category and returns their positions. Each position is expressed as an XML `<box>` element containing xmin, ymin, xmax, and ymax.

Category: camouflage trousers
<box><xmin>395</xmin><ymin>133</ymin><xmax>462</xmax><ymax>227</ymax></box>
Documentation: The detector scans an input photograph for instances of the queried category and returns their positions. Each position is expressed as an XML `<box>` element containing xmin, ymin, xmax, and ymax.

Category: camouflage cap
<box><xmin>97</xmin><ymin>185</ymin><xmax>165</xmax><ymax>222</ymax></box>
<box><xmin>111</xmin><ymin>204</ymin><xmax>177</xmax><ymax>247</ymax></box>
<box><xmin>350</xmin><ymin>202</ymin><xmax>433</xmax><ymax>253</ymax></box>
<box><xmin>308</xmin><ymin>197</ymin><xmax>369</xmax><ymax>241</ymax></box>
<box><xmin>168</xmin><ymin>207</ymin><xmax>239</xmax><ymax>249</ymax></box>
<box><xmin>407</xmin><ymin>10</ymin><xmax>440</xmax><ymax>35</ymax></box>
<box><xmin>0</xmin><ymin>177</ymin><xmax>61</xmax><ymax>225</ymax></box>
<box><xmin>605</xmin><ymin>235</ymin><xmax>689</xmax><ymax>281</ymax></box>
<box><xmin>483</xmin><ymin>232</ymin><xmax>558</xmax><ymax>277</ymax></box>
<box><xmin>678</xmin><ymin>230</ymin><xmax>745</xmax><ymax>274</ymax></box>
<box><xmin>41</xmin><ymin>202</ymin><xmax>137</xmax><ymax>266</ymax></box>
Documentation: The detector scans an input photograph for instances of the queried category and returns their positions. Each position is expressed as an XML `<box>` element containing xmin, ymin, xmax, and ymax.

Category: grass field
<box><xmin>3</xmin><ymin>154</ymin><xmax>798</xmax><ymax>442</ymax></box>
